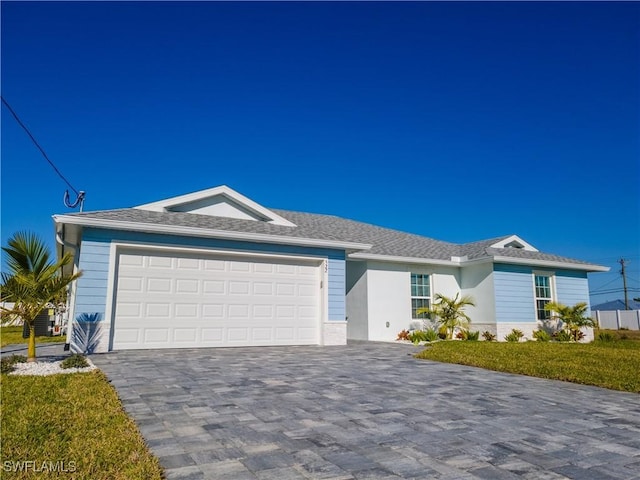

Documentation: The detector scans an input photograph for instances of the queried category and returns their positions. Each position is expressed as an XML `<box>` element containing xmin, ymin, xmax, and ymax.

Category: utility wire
<box><xmin>1</xmin><ymin>96</ymin><xmax>80</xmax><ymax>196</ymax></box>
<box><xmin>591</xmin><ymin>288</ymin><xmax>640</xmax><ymax>295</ymax></box>
<box><xmin>592</xmin><ymin>276</ymin><xmax>622</xmax><ymax>291</ymax></box>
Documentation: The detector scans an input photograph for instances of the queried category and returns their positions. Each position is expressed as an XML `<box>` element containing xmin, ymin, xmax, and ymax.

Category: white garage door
<box><xmin>112</xmin><ymin>249</ymin><xmax>321</xmax><ymax>350</ymax></box>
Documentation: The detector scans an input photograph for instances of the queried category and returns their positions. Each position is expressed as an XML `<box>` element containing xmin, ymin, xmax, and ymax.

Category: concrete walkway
<box><xmin>90</xmin><ymin>342</ymin><xmax>640</xmax><ymax>480</ymax></box>
<box><xmin>1</xmin><ymin>342</ymin><xmax>67</xmax><ymax>360</ymax></box>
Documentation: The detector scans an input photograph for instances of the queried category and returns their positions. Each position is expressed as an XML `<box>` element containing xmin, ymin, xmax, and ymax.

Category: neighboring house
<box><xmin>591</xmin><ymin>299</ymin><xmax>640</xmax><ymax>311</ymax></box>
<box><xmin>54</xmin><ymin>186</ymin><xmax>608</xmax><ymax>353</ymax></box>
<box><xmin>0</xmin><ymin>302</ymin><xmax>22</xmax><ymax>326</ymax></box>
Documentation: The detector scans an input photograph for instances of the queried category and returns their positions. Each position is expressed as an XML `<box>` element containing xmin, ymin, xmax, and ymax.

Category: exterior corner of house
<box><xmin>323</xmin><ymin>321</ymin><xmax>347</xmax><ymax>345</ymax></box>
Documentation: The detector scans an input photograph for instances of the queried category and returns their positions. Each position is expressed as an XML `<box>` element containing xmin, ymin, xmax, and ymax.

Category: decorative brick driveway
<box><xmin>91</xmin><ymin>342</ymin><xmax>640</xmax><ymax>480</ymax></box>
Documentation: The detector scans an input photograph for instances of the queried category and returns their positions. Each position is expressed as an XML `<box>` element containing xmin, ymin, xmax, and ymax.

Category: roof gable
<box><xmin>134</xmin><ymin>185</ymin><xmax>296</xmax><ymax>227</ymax></box>
<box><xmin>489</xmin><ymin>234</ymin><xmax>538</xmax><ymax>252</ymax></box>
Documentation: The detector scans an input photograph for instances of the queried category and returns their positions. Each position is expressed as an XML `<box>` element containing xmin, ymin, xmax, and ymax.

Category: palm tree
<box><xmin>417</xmin><ymin>293</ymin><xmax>475</xmax><ymax>340</ymax></box>
<box><xmin>544</xmin><ymin>301</ymin><xmax>595</xmax><ymax>341</ymax></box>
<box><xmin>1</xmin><ymin>232</ymin><xmax>81</xmax><ymax>362</ymax></box>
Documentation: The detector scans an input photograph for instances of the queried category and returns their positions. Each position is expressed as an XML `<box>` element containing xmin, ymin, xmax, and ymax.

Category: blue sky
<box><xmin>2</xmin><ymin>1</ymin><xmax>639</xmax><ymax>303</ymax></box>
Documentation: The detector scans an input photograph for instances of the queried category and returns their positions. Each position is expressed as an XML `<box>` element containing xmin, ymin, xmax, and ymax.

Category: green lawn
<box><xmin>1</xmin><ymin>326</ymin><xmax>67</xmax><ymax>347</ymax></box>
<box><xmin>415</xmin><ymin>339</ymin><xmax>640</xmax><ymax>393</ymax></box>
<box><xmin>1</xmin><ymin>371</ymin><xmax>163</xmax><ymax>480</ymax></box>
<box><xmin>598</xmin><ymin>328</ymin><xmax>640</xmax><ymax>341</ymax></box>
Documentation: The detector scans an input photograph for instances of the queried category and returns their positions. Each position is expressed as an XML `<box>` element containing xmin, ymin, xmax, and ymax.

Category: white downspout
<box><xmin>56</xmin><ymin>228</ymin><xmax>79</xmax><ymax>350</ymax></box>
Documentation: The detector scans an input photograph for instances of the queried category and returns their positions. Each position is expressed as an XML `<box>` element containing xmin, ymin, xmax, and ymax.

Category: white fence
<box><xmin>593</xmin><ymin>310</ymin><xmax>640</xmax><ymax>330</ymax></box>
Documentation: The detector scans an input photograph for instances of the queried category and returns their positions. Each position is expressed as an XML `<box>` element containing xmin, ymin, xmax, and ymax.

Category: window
<box><xmin>411</xmin><ymin>273</ymin><xmax>431</xmax><ymax>319</ymax></box>
<box><xmin>534</xmin><ymin>274</ymin><xmax>553</xmax><ymax>321</ymax></box>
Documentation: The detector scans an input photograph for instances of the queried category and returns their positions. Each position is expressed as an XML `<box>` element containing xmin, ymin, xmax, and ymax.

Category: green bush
<box><xmin>0</xmin><ymin>354</ymin><xmax>26</xmax><ymax>374</ymax></box>
<box><xmin>532</xmin><ymin>330</ymin><xmax>551</xmax><ymax>342</ymax></box>
<box><xmin>8</xmin><ymin>354</ymin><xmax>26</xmax><ymax>364</ymax></box>
<box><xmin>455</xmin><ymin>329</ymin><xmax>469</xmax><ymax>340</ymax></box>
<box><xmin>423</xmin><ymin>328</ymin><xmax>439</xmax><ymax>342</ymax></box>
<box><xmin>1</xmin><ymin>358</ymin><xmax>15</xmax><ymax>374</ymax></box>
<box><xmin>455</xmin><ymin>329</ymin><xmax>480</xmax><ymax>341</ymax></box>
<box><xmin>437</xmin><ymin>326</ymin><xmax>448</xmax><ymax>340</ymax></box>
<box><xmin>409</xmin><ymin>329</ymin><xmax>439</xmax><ymax>343</ymax></box>
<box><xmin>466</xmin><ymin>331</ymin><xmax>480</xmax><ymax>341</ymax></box>
<box><xmin>61</xmin><ymin>354</ymin><xmax>89</xmax><ymax>369</ymax></box>
<box><xmin>553</xmin><ymin>330</ymin><xmax>572</xmax><ymax>342</ymax></box>
<box><xmin>482</xmin><ymin>331</ymin><xmax>496</xmax><ymax>342</ymax></box>
<box><xmin>505</xmin><ymin>329</ymin><xmax>524</xmax><ymax>342</ymax></box>
<box><xmin>597</xmin><ymin>331</ymin><xmax>616</xmax><ymax>342</ymax></box>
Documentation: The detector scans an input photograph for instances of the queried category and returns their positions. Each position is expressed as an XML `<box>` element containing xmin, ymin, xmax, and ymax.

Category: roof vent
<box><xmin>504</xmin><ymin>241</ymin><xmax>524</xmax><ymax>249</ymax></box>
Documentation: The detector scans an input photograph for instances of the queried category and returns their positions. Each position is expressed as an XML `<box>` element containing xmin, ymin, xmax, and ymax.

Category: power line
<box><xmin>592</xmin><ymin>276</ymin><xmax>622</xmax><ymax>291</ymax></box>
<box><xmin>1</xmin><ymin>96</ymin><xmax>80</xmax><ymax>196</ymax></box>
<box><xmin>590</xmin><ymin>288</ymin><xmax>640</xmax><ymax>295</ymax></box>
<box><xmin>585</xmin><ymin>255</ymin><xmax>640</xmax><ymax>263</ymax></box>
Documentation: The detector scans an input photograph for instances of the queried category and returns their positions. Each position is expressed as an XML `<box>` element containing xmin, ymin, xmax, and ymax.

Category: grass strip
<box><xmin>1</xmin><ymin>371</ymin><xmax>163</xmax><ymax>479</ymax></box>
<box><xmin>1</xmin><ymin>326</ymin><xmax>66</xmax><ymax>348</ymax></box>
<box><xmin>415</xmin><ymin>340</ymin><xmax>640</xmax><ymax>393</ymax></box>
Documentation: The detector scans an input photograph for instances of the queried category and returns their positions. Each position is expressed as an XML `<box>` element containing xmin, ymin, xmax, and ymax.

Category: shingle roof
<box><xmin>591</xmin><ymin>299</ymin><xmax>640</xmax><ymax>311</ymax></box>
<box><xmin>62</xmin><ymin>206</ymin><xmax>600</xmax><ymax>268</ymax></box>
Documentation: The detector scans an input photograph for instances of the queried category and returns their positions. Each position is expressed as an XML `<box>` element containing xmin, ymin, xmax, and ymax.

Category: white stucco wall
<box><xmin>460</xmin><ymin>262</ymin><xmax>495</xmax><ymax>332</ymax></box>
<box><xmin>366</xmin><ymin>263</ymin><xmax>412</xmax><ymax>341</ymax></box>
<box><xmin>430</xmin><ymin>267</ymin><xmax>461</xmax><ymax>301</ymax></box>
<box><xmin>357</xmin><ymin>261</ymin><xmax>460</xmax><ymax>342</ymax></box>
<box><xmin>346</xmin><ymin>261</ymin><xmax>369</xmax><ymax>340</ymax></box>
<box><xmin>323</xmin><ymin>322</ymin><xmax>347</xmax><ymax>345</ymax></box>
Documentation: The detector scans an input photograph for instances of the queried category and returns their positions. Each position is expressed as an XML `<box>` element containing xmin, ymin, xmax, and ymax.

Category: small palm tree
<box><xmin>544</xmin><ymin>301</ymin><xmax>595</xmax><ymax>341</ymax></box>
<box><xmin>1</xmin><ymin>232</ymin><xmax>81</xmax><ymax>362</ymax></box>
<box><xmin>417</xmin><ymin>293</ymin><xmax>475</xmax><ymax>340</ymax></box>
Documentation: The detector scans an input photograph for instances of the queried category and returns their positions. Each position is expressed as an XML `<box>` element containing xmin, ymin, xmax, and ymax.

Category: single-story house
<box><xmin>591</xmin><ymin>299</ymin><xmax>640</xmax><ymax>311</ymax></box>
<box><xmin>54</xmin><ymin>186</ymin><xmax>608</xmax><ymax>352</ymax></box>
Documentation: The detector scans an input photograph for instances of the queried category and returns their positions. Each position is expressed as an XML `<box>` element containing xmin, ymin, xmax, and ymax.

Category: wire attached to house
<box><xmin>1</xmin><ymin>96</ymin><xmax>85</xmax><ymax>210</ymax></box>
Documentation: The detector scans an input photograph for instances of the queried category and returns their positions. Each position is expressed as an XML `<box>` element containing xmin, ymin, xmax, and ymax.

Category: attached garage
<box><xmin>111</xmin><ymin>248</ymin><xmax>322</xmax><ymax>350</ymax></box>
<box><xmin>56</xmin><ymin>186</ymin><xmax>368</xmax><ymax>353</ymax></box>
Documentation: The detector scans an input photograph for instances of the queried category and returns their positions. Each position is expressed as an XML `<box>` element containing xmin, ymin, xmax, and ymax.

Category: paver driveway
<box><xmin>91</xmin><ymin>342</ymin><xmax>640</xmax><ymax>480</ymax></box>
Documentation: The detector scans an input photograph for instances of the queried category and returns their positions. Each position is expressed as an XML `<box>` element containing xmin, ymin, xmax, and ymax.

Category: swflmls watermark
<box><xmin>3</xmin><ymin>460</ymin><xmax>77</xmax><ymax>473</ymax></box>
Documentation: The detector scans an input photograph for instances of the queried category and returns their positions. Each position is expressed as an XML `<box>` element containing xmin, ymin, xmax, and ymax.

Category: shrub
<box><xmin>466</xmin><ymin>331</ymin><xmax>480</xmax><ymax>341</ymax></box>
<box><xmin>455</xmin><ymin>330</ymin><xmax>468</xmax><ymax>340</ymax></box>
<box><xmin>8</xmin><ymin>354</ymin><xmax>26</xmax><ymax>364</ymax></box>
<box><xmin>397</xmin><ymin>329</ymin><xmax>411</xmax><ymax>341</ymax></box>
<box><xmin>0</xmin><ymin>354</ymin><xmax>26</xmax><ymax>374</ymax></box>
<box><xmin>532</xmin><ymin>330</ymin><xmax>551</xmax><ymax>342</ymax></box>
<box><xmin>61</xmin><ymin>354</ymin><xmax>89</xmax><ymax>369</ymax></box>
<box><xmin>553</xmin><ymin>330</ymin><xmax>572</xmax><ymax>342</ymax></box>
<box><xmin>423</xmin><ymin>328</ymin><xmax>439</xmax><ymax>342</ymax></box>
<box><xmin>482</xmin><ymin>331</ymin><xmax>496</xmax><ymax>342</ymax></box>
<box><xmin>544</xmin><ymin>301</ymin><xmax>595</xmax><ymax>341</ymax></box>
<box><xmin>505</xmin><ymin>329</ymin><xmax>524</xmax><ymax>342</ymax></box>
<box><xmin>408</xmin><ymin>329</ymin><xmax>439</xmax><ymax>343</ymax></box>
<box><xmin>416</xmin><ymin>293</ymin><xmax>475</xmax><ymax>340</ymax></box>
<box><xmin>571</xmin><ymin>329</ymin><xmax>586</xmax><ymax>341</ymax></box>
<box><xmin>1</xmin><ymin>359</ymin><xmax>15</xmax><ymax>374</ymax></box>
<box><xmin>437</xmin><ymin>326</ymin><xmax>448</xmax><ymax>340</ymax></box>
<box><xmin>597</xmin><ymin>331</ymin><xmax>615</xmax><ymax>342</ymax></box>
<box><xmin>408</xmin><ymin>330</ymin><xmax>424</xmax><ymax>343</ymax></box>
